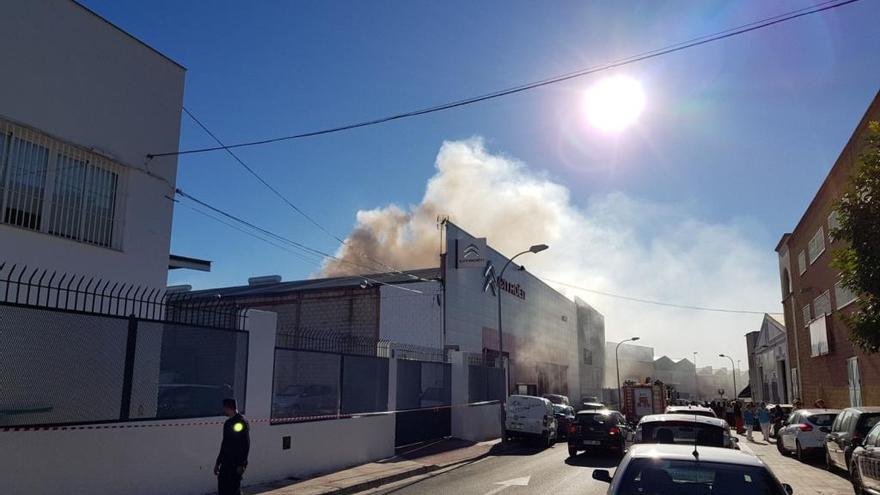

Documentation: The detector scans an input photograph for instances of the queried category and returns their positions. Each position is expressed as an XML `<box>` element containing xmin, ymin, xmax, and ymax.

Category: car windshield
<box><xmin>807</xmin><ymin>413</ymin><xmax>837</xmax><ymax>426</ymax></box>
<box><xmin>858</xmin><ymin>414</ymin><xmax>880</xmax><ymax>435</ymax></box>
<box><xmin>617</xmin><ymin>458</ymin><xmax>786</xmax><ymax>495</ymax></box>
<box><xmin>552</xmin><ymin>404</ymin><xmax>570</xmax><ymax>414</ymax></box>
<box><xmin>638</xmin><ymin>422</ymin><xmax>725</xmax><ymax>447</ymax></box>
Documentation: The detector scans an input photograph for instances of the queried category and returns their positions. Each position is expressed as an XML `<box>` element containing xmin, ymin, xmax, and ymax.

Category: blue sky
<box><xmin>82</xmin><ymin>0</ymin><xmax>879</xmax><ymax>293</ymax></box>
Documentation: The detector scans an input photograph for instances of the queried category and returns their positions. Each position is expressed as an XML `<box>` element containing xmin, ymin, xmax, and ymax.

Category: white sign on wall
<box><xmin>457</xmin><ymin>238</ymin><xmax>487</xmax><ymax>268</ymax></box>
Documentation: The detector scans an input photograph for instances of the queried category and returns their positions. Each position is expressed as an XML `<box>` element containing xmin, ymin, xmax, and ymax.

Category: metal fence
<box><xmin>466</xmin><ymin>353</ymin><xmax>505</xmax><ymax>403</ymax></box>
<box><xmin>0</xmin><ymin>264</ymin><xmax>248</xmax><ymax>427</ymax></box>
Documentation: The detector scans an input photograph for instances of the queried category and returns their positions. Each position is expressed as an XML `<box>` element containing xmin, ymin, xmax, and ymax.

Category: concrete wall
<box><xmin>449</xmin><ymin>351</ymin><xmax>502</xmax><ymax>441</ymax></box>
<box><xmin>575</xmin><ymin>298</ymin><xmax>605</xmax><ymax>401</ymax></box>
<box><xmin>0</xmin><ymin>0</ymin><xmax>184</xmax><ymax>290</ymax></box>
<box><xmin>443</xmin><ymin>222</ymin><xmax>579</xmax><ymax>397</ymax></box>
<box><xmin>0</xmin><ymin>310</ymin><xmax>397</xmax><ymax>495</ymax></box>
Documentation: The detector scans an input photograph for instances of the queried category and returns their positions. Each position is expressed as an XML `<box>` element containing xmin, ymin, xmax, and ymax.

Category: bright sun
<box><xmin>584</xmin><ymin>76</ymin><xmax>646</xmax><ymax>132</ymax></box>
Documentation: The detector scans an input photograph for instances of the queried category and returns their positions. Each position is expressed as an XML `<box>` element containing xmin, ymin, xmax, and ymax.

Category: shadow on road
<box><xmin>488</xmin><ymin>441</ymin><xmax>556</xmax><ymax>456</ymax></box>
<box><xmin>564</xmin><ymin>453</ymin><xmax>621</xmax><ymax>469</ymax></box>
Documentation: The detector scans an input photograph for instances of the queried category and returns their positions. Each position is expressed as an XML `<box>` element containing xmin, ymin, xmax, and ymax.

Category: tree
<box><xmin>831</xmin><ymin>121</ymin><xmax>880</xmax><ymax>353</ymax></box>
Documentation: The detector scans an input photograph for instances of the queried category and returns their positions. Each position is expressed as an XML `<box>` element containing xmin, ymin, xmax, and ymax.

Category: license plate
<box><xmin>583</xmin><ymin>440</ymin><xmax>601</xmax><ymax>445</ymax></box>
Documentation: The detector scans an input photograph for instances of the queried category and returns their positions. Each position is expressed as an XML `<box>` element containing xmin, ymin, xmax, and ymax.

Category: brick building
<box><xmin>775</xmin><ymin>90</ymin><xmax>880</xmax><ymax>408</ymax></box>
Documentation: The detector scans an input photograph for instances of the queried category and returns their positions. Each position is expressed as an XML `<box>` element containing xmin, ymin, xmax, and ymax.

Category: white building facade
<box><xmin>0</xmin><ymin>0</ymin><xmax>185</xmax><ymax>290</ymax></box>
<box><xmin>746</xmin><ymin>314</ymin><xmax>790</xmax><ymax>404</ymax></box>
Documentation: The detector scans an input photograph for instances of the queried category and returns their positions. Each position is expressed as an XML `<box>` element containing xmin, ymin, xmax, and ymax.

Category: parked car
<box><xmin>542</xmin><ymin>393</ymin><xmax>570</xmax><ymax>406</ymax></box>
<box><xmin>592</xmin><ymin>443</ymin><xmax>794</xmax><ymax>494</ymax></box>
<box><xmin>768</xmin><ymin>404</ymin><xmax>794</xmax><ymax>438</ymax></box>
<box><xmin>580</xmin><ymin>401</ymin><xmax>606</xmax><ymax>411</ymax></box>
<box><xmin>552</xmin><ymin>404</ymin><xmax>575</xmax><ymax>439</ymax></box>
<box><xmin>272</xmin><ymin>383</ymin><xmax>337</xmax><ymax>418</ymax></box>
<box><xmin>850</xmin><ymin>422</ymin><xmax>880</xmax><ymax>495</ymax></box>
<box><xmin>777</xmin><ymin>408</ymin><xmax>840</xmax><ymax>462</ymax></box>
<box><xmin>567</xmin><ymin>408</ymin><xmax>631</xmax><ymax>457</ymax></box>
<box><xmin>504</xmin><ymin>395</ymin><xmax>557</xmax><ymax>447</ymax></box>
<box><xmin>157</xmin><ymin>384</ymin><xmax>231</xmax><ymax>418</ymax></box>
<box><xmin>664</xmin><ymin>405</ymin><xmax>717</xmax><ymax>418</ymax></box>
<box><xmin>635</xmin><ymin>413</ymin><xmax>738</xmax><ymax>449</ymax></box>
<box><xmin>826</xmin><ymin>407</ymin><xmax>880</xmax><ymax>473</ymax></box>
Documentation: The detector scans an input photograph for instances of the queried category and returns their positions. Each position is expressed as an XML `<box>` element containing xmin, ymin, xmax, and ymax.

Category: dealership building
<box><xmin>187</xmin><ymin>222</ymin><xmax>600</xmax><ymax>400</ymax></box>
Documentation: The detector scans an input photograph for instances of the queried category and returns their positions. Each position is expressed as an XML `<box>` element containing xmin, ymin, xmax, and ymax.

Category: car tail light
<box><xmin>609</xmin><ymin>426</ymin><xmax>620</xmax><ymax>436</ymax></box>
<box><xmin>798</xmin><ymin>423</ymin><xmax>813</xmax><ymax>432</ymax></box>
<box><xmin>568</xmin><ymin>423</ymin><xmax>577</xmax><ymax>435</ymax></box>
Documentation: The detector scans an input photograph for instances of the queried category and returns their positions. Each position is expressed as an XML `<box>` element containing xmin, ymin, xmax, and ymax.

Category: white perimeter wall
<box><xmin>0</xmin><ymin>0</ymin><xmax>185</xmax><ymax>290</ymax></box>
<box><xmin>0</xmin><ymin>310</ymin><xmax>396</xmax><ymax>495</ymax></box>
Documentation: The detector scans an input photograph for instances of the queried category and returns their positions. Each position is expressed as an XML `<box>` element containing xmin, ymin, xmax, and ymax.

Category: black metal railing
<box><xmin>276</xmin><ymin>327</ymin><xmax>390</xmax><ymax>357</ymax></box>
<box><xmin>389</xmin><ymin>342</ymin><xmax>446</xmax><ymax>363</ymax></box>
<box><xmin>0</xmin><ymin>262</ymin><xmax>245</xmax><ymax>329</ymax></box>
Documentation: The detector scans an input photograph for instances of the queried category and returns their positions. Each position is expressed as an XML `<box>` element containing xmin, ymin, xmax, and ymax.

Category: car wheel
<box><xmin>851</xmin><ymin>461</ymin><xmax>865</xmax><ymax>495</ymax></box>
<box><xmin>777</xmin><ymin>437</ymin><xmax>787</xmax><ymax>455</ymax></box>
<box><xmin>796</xmin><ymin>440</ymin><xmax>806</xmax><ymax>462</ymax></box>
<box><xmin>568</xmin><ymin>445</ymin><xmax>578</xmax><ymax>457</ymax></box>
<box><xmin>541</xmin><ymin>431</ymin><xmax>551</xmax><ymax>448</ymax></box>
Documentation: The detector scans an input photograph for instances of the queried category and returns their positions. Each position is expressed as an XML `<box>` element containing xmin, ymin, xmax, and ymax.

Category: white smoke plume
<box><xmin>322</xmin><ymin>138</ymin><xmax>779</xmax><ymax>363</ymax></box>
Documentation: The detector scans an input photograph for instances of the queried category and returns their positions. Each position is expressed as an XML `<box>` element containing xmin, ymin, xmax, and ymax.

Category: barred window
<box><xmin>828</xmin><ymin>210</ymin><xmax>841</xmax><ymax>240</ymax></box>
<box><xmin>808</xmin><ymin>227</ymin><xmax>825</xmax><ymax>264</ymax></box>
<box><xmin>814</xmin><ymin>290</ymin><xmax>832</xmax><ymax>317</ymax></box>
<box><xmin>0</xmin><ymin>119</ymin><xmax>123</xmax><ymax>248</ymax></box>
<box><xmin>797</xmin><ymin>250</ymin><xmax>807</xmax><ymax>275</ymax></box>
<box><xmin>835</xmin><ymin>281</ymin><xmax>858</xmax><ymax>309</ymax></box>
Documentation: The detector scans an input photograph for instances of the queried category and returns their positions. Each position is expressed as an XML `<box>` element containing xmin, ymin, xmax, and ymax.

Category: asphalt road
<box><xmin>371</xmin><ymin>440</ymin><xmax>620</xmax><ymax>495</ymax></box>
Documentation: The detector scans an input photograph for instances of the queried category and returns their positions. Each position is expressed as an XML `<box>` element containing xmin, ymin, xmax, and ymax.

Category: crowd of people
<box><xmin>699</xmin><ymin>397</ymin><xmax>827</xmax><ymax>442</ymax></box>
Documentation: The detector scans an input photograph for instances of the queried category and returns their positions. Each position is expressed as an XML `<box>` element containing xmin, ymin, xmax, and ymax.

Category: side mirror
<box><xmin>592</xmin><ymin>470</ymin><xmax>612</xmax><ymax>483</ymax></box>
<box><xmin>782</xmin><ymin>483</ymin><xmax>794</xmax><ymax>494</ymax></box>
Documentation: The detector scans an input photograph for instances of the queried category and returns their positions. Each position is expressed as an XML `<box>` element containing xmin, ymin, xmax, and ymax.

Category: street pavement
<box><xmin>360</xmin><ymin>433</ymin><xmax>857</xmax><ymax>495</ymax></box>
<box><xmin>365</xmin><ymin>440</ymin><xmax>620</xmax><ymax>495</ymax></box>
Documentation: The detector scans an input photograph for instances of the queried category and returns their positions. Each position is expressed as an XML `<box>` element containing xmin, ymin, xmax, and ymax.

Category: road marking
<box><xmin>483</xmin><ymin>476</ymin><xmax>530</xmax><ymax>495</ymax></box>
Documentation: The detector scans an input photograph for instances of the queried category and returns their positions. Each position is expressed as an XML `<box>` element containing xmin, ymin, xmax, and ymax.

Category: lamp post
<box><xmin>497</xmin><ymin>243</ymin><xmax>548</xmax><ymax>397</ymax></box>
<box><xmin>616</xmin><ymin>337</ymin><xmax>640</xmax><ymax>409</ymax></box>
<box><xmin>719</xmin><ymin>354</ymin><xmax>737</xmax><ymax>401</ymax></box>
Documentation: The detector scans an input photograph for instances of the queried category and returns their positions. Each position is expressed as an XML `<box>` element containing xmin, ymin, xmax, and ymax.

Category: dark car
<box><xmin>553</xmin><ymin>404</ymin><xmax>575</xmax><ymax>439</ymax></box>
<box><xmin>581</xmin><ymin>401</ymin><xmax>606</xmax><ymax>411</ymax></box>
<box><xmin>568</xmin><ymin>409</ymin><xmax>631</xmax><ymax>457</ymax></box>
<box><xmin>826</xmin><ymin>407</ymin><xmax>880</xmax><ymax>473</ymax></box>
<box><xmin>851</xmin><ymin>423</ymin><xmax>880</xmax><ymax>495</ymax></box>
<box><xmin>543</xmin><ymin>394</ymin><xmax>570</xmax><ymax>406</ymax></box>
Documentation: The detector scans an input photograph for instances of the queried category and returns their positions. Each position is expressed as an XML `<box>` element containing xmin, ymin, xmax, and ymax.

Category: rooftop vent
<box><xmin>249</xmin><ymin>275</ymin><xmax>282</xmax><ymax>286</ymax></box>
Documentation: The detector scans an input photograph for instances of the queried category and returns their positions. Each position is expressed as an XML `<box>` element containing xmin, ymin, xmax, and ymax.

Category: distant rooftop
<box><xmin>187</xmin><ymin>267</ymin><xmax>441</xmax><ymax>299</ymax></box>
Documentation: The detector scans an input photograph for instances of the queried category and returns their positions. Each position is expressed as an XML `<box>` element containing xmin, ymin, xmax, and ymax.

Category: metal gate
<box><xmin>395</xmin><ymin>359</ymin><xmax>451</xmax><ymax>447</ymax></box>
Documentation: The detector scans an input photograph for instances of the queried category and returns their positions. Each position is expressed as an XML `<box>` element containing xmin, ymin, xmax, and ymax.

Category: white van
<box><xmin>504</xmin><ymin>395</ymin><xmax>558</xmax><ymax>446</ymax></box>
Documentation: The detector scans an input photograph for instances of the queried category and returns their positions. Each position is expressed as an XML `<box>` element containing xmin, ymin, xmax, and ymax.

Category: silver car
<box><xmin>593</xmin><ymin>443</ymin><xmax>793</xmax><ymax>494</ymax></box>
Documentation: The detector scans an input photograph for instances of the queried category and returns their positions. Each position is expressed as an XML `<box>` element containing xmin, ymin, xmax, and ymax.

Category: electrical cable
<box><xmin>147</xmin><ymin>0</ymin><xmax>860</xmax><ymax>158</ymax></box>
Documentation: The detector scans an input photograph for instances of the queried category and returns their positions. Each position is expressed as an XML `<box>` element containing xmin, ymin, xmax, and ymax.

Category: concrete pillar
<box><xmin>243</xmin><ymin>309</ymin><xmax>277</xmax><ymax>420</ymax></box>
<box><xmin>449</xmin><ymin>351</ymin><xmax>468</xmax><ymax>438</ymax></box>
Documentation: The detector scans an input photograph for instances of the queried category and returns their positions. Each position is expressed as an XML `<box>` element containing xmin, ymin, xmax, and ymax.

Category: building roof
<box><xmin>71</xmin><ymin>0</ymin><xmax>184</xmax><ymax>70</ymax></box>
<box><xmin>627</xmin><ymin>444</ymin><xmax>764</xmax><ymax>466</ymax></box>
<box><xmin>187</xmin><ymin>267</ymin><xmax>441</xmax><ymax>298</ymax></box>
<box><xmin>768</xmin><ymin>313</ymin><xmax>785</xmax><ymax>327</ymax></box>
<box><xmin>169</xmin><ymin>254</ymin><xmax>211</xmax><ymax>272</ymax></box>
<box><xmin>783</xmin><ymin>90</ymin><xmax>880</xmax><ymax>241</ymax></box>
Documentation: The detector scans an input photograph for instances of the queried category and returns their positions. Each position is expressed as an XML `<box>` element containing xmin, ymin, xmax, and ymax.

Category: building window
<box><xmin>828</xmin><ymin>210</ymin><xmax>841</xmax><ymax>240</ymax></box>
<box><xmin>847</xmin><ymin>357</ymin><xmax>862</xmax><ymax>407</ymax></box>
<box><xmin>0</xmin><ymin>119</ymin><xmax>123</xmax><ymax>248</ymax></box>
<box><xmin>813</xmin><ymin>290</ymin><xmax>832</xmax><ymax>317</ymax></box>
<box><xmin>798</xmin><ymin>250</ymin><xmax>807</xmax><ymax>275</ymax></box>
<box><xmin>583</xmin><ymin>348</ymin><xmax>593</xmax><ymax>365</ymax></box>
<box><xmin>790</xmin><ymin>367</ymin><xmax>799</xmax><ymax>401</ymax></box>
<box><xmin>835</xmin><ymin>281</ymin><xmax>858</xmax><ymax>309</ymax></box>
<box><xmin>808</xmin><ymin>227</ymin><xmax>825</xmax><ymax>264</ymax></box>
<box><xmin>801</xmin><ymin>304</ymin><xmax>812</xmax><ymax>327</ymax></box>
<box><xmin>809</xmin><ymin>317</ymin><xmax>829</xmax><ymax>357</ymax></box>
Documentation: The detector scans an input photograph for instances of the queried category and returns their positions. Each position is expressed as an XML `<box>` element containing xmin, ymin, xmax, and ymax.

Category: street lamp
<box><xmin>719</xmin><ymin>354</ymin><xmax>737</xmax><ymax>401</ymax></box>
<box><xmin>616</xmin><ymin>337</ymin><xmax>640</xmax><ymax>409</ymax></box>
<box><xmin>497</xmin><ymin>243</ymin><xmax>548</xmax><ymax>397</ymax></box>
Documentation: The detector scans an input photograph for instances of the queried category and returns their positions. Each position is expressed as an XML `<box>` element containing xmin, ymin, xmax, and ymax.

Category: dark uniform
<box><xmin>216</xmin><ymin>413</ymin><xmax>250</xmax><ymax>495</ymax></box>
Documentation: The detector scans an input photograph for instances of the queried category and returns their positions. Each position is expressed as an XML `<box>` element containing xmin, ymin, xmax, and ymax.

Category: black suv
<box><xmin>568</xmin><ymin>409</ymin><xmax>630</xmax><ymax>457</ymax></box>
<box><xmin>826</xmin><ymin>406</ymin><xmax>880</xmax><ymax>473</ymax></box>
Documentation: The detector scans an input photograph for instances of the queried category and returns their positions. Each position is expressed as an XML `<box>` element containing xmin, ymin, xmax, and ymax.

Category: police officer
<box><xmin>214</xmin><ymin>398</ymin><xmax>250</xmax><ymax>495</ymax></box>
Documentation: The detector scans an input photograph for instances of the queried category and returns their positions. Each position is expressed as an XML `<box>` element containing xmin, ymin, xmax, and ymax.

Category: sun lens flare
<box><xmin>584</xmin><ymin>76</ymin><xmax>646</xmax><ymax>132</ymax></box>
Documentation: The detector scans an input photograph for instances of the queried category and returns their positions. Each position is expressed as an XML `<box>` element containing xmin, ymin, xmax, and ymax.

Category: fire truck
<box><xmin>621</xmin><ymin>379</ymin><xmax>667</xmax><ymax>422</ymax></box>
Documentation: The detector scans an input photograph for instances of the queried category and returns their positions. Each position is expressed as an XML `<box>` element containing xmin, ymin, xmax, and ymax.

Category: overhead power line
<box><xmin>181</xmin><ymin>107</ymin><xmax>434</xmax><ymax>283</ymax></box>
<box><xmin>540</xmin><ymin>277</ymin><xmax>774</xmax><ymax>315</ymax></box>
<box><xmin>175</xmin><ymin>188</ymin><xmax>426</xmax><ymax>293</ymax></box>
<box><xmin>148</xmin><ymin>0</ymin><xmax>860</xmax><ymax>158</ymax></box>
